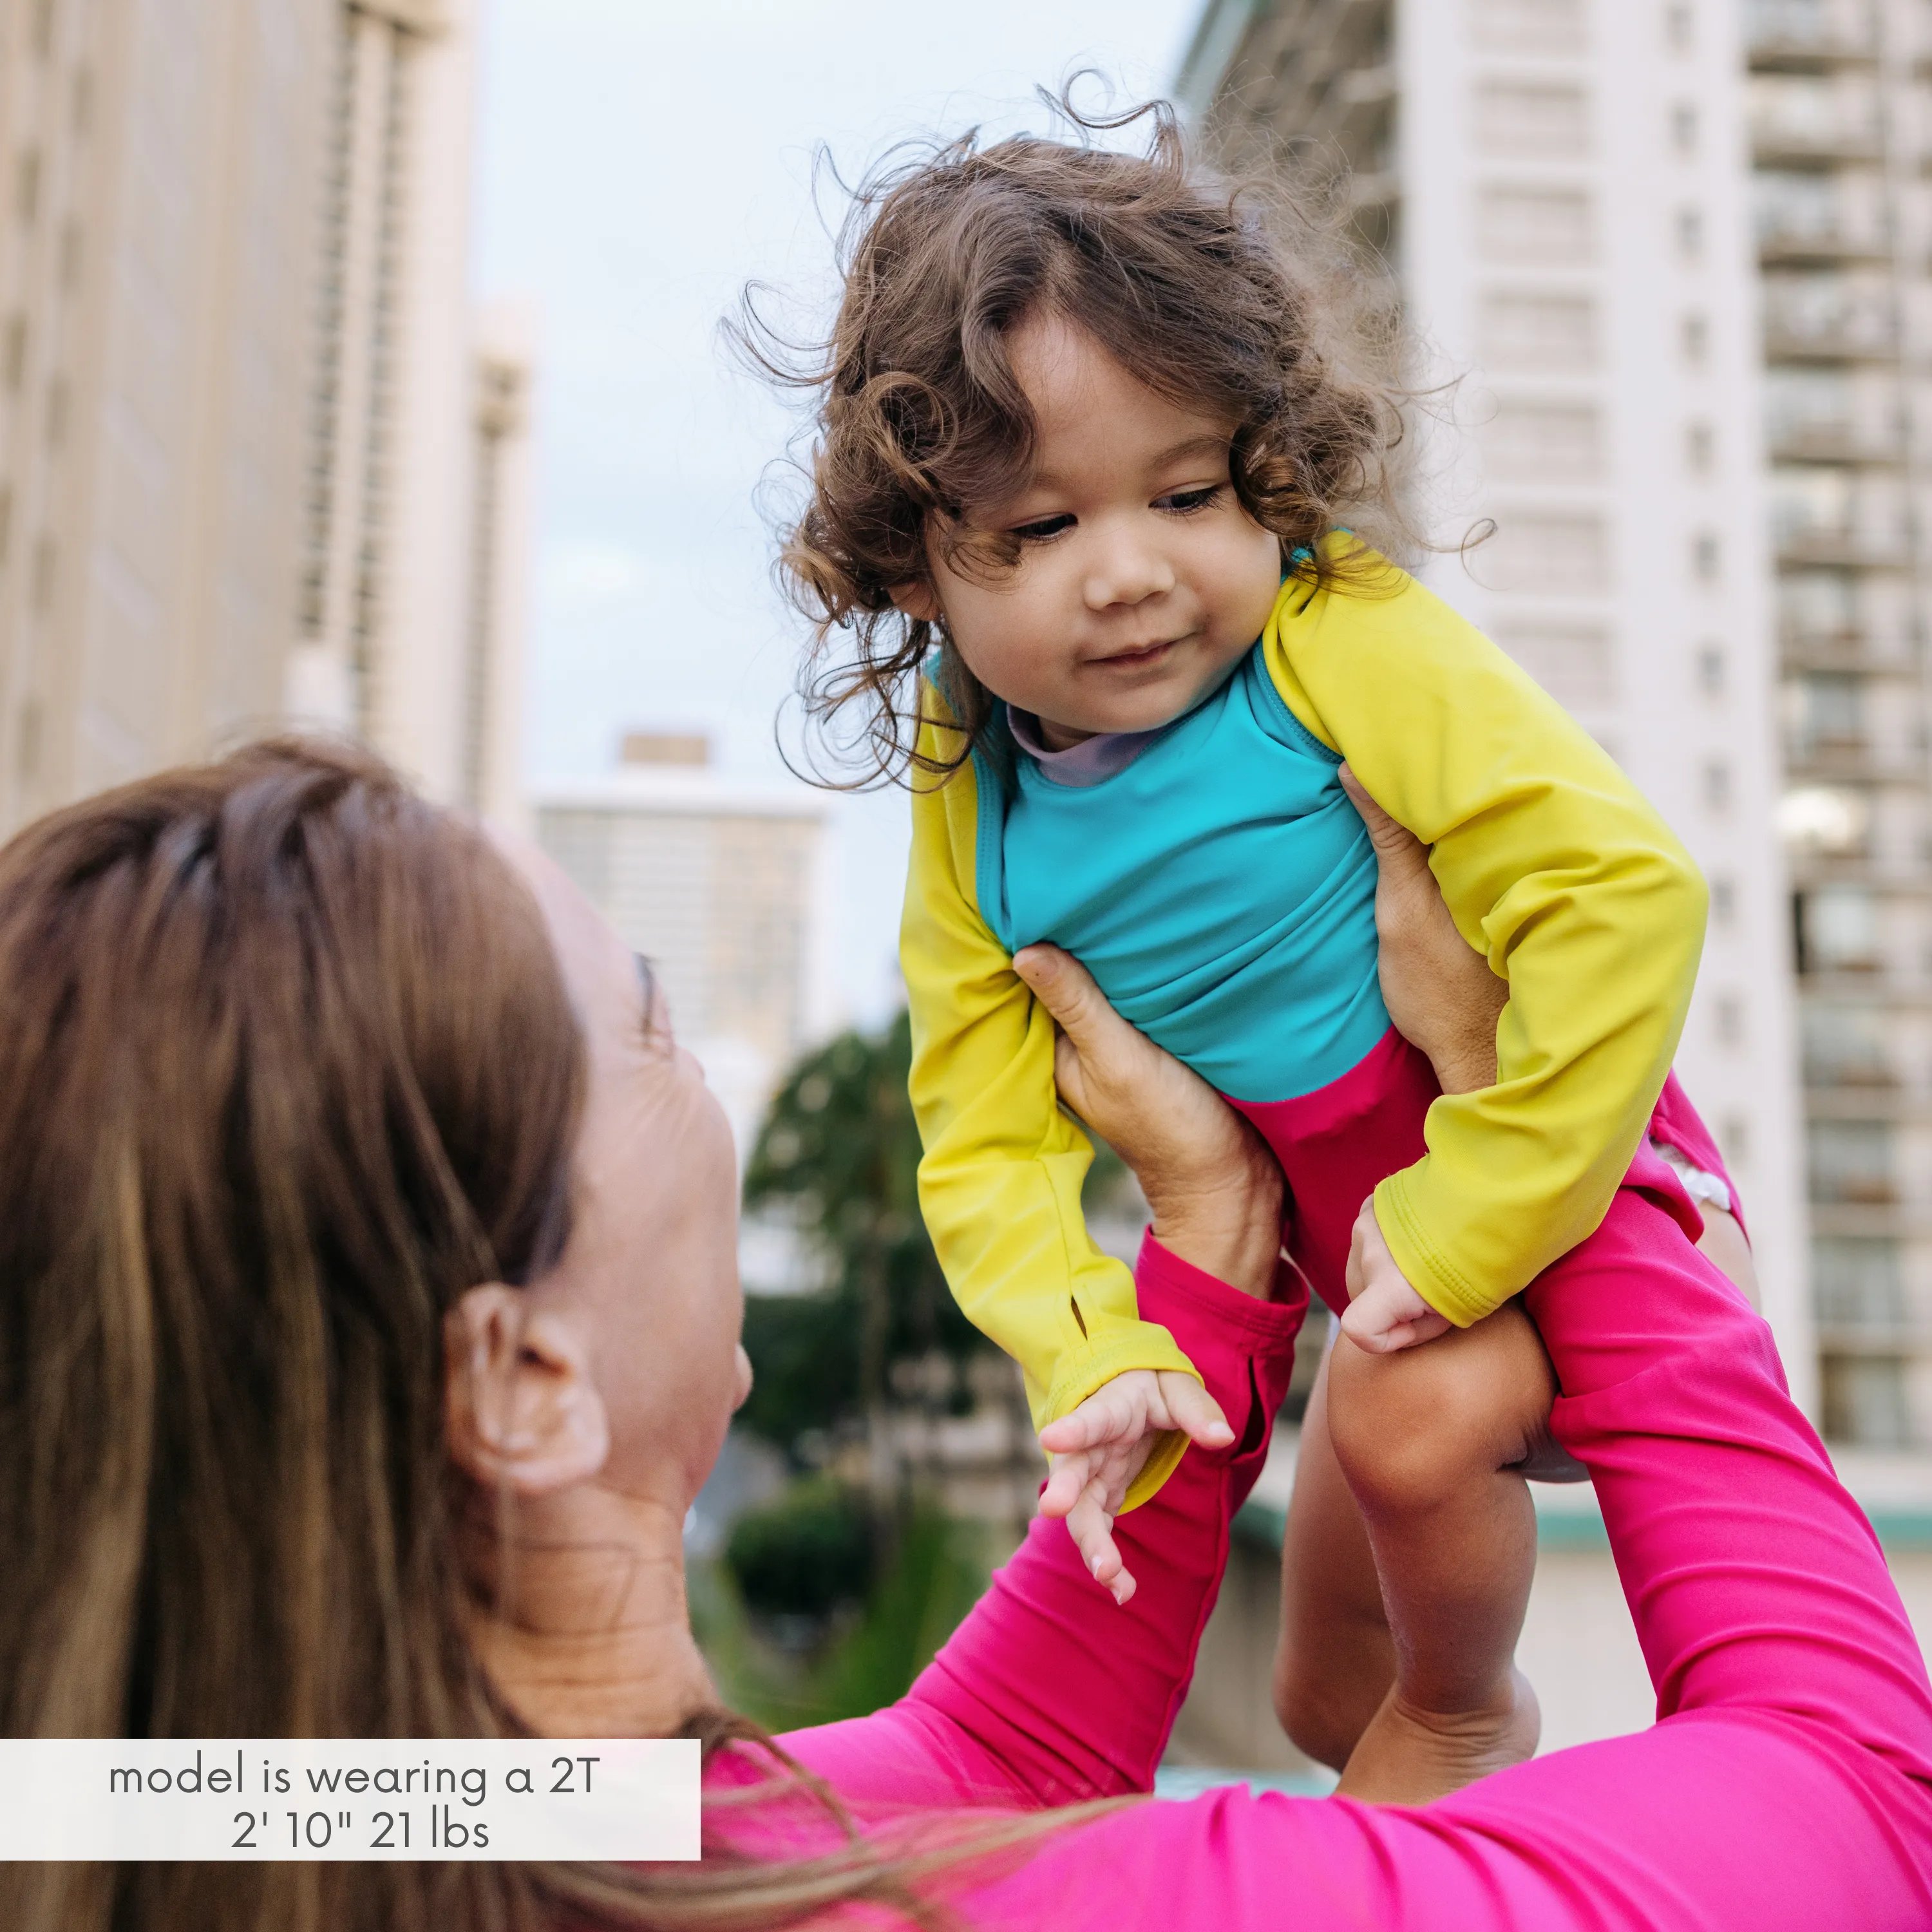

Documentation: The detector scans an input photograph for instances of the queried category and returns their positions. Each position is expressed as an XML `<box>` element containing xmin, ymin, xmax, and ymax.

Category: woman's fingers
<box><xmin>1338</xmin><ymin>762</ymin><xmax>1426</xmax><ymax>866</ymax></box>
<box><xmin>1014</xmin><ymin>943</ymin><xmax>1121</xmax><ymax>1064</ymax></box>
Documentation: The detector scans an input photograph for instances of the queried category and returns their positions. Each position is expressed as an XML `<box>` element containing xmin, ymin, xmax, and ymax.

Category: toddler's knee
<box><xmin>1326</xmin><ymin>1316</ymin><xmax>1550</xmax><ymax>1517</ymax></box>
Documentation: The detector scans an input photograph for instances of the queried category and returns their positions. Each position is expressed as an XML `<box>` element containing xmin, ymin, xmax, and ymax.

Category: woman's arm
<box><xmin>956</xmin><ymin>1160</ymin><xmax>1932</xmax><ymax>1931</ymax></box>
<box><xmin>779</xmin><ymin>949</ymin><xmax>1299</xmax><ymax>1811</ymax></box>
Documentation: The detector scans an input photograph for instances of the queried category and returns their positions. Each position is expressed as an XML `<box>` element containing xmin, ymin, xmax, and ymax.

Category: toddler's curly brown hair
<box><xmin>741</xmin><ymin>99</ymin><xmax>1416</xmax><ymax>788</ymax></box>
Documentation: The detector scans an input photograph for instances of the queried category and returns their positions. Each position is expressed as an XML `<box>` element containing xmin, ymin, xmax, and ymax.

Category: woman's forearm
<box><xmin>779</xmin><ymin>1241</ymin><xmax>1302</xmax><ymax>1806</ymax></box>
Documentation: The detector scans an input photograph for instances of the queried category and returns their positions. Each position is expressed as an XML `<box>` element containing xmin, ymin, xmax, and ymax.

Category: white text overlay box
<box><xmin>0</xmin><ymin>1739</ymin><xmax>700</xmax><ymax>1861</ymax></box>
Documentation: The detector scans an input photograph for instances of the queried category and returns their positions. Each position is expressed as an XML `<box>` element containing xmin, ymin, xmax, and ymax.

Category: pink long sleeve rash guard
<box><xmin>705</xmin><ymin>1198</ymin><xmax>1932</xmax><ymax>1930</ymax></box>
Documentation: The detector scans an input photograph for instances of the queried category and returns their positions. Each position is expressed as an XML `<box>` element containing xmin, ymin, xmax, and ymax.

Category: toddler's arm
<box><xmin>1267</xmin><ymin>545</ymin><xmax>1707</xmax><ymax>1333</ymax></box>
<box><xmin>901</xmin><ymin>696</ymin><xmax>1208</xmax><ymax>1512</ymax></box>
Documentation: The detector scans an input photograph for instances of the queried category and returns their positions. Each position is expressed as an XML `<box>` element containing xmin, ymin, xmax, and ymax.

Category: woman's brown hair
<box><xmin>0</xmin><ymin>740</ymin><xmax>1081</xmax><ymax>1931</ymax></box>
<box><xmin>740</xmin><ymin>97</ymin><xmax>1413</xmax><ymax>788</ymax></box>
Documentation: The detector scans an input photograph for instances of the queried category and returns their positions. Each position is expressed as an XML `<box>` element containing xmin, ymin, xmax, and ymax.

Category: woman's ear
<box><xmin>444</xmin><ymin>1285</ymin><xmax>611</xmax><ymax>1496</ymax></box>
<box><xmin>888</xmin><ymin>578</ymin><xmax>943</xmax><ymax>624</ymax></box>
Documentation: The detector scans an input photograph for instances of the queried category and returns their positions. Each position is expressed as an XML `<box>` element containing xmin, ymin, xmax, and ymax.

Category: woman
<box><xmin>2</xmin><ymin>739</ymin><xmax>1929</xmax><ymax>1931</ymax></box>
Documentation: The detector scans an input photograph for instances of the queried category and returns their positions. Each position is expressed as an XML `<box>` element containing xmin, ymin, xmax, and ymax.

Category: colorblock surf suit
<box><xmin>901</xmin><ymin>540</ymin><xmax>1709</xmax><ymax>1506</ymax></box>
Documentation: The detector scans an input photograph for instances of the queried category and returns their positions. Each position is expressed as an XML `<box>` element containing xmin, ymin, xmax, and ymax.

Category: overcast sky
<box><xmin>475</xmin><ymin>0</ymin><xmax>1201</xmax><ymax>1027</ymax></box>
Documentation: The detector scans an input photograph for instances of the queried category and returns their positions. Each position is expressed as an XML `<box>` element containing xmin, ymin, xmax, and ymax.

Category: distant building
<box><xmin>0</xmin><ymin>0</ymin><xmax>529</xmax><ymax>846</ymax></box>
<box><xmin>534</xmin><ymin>735</ymin><xmax>829</xmax><ymax>1151</ymax></box>
<box><xmin>0</xmin><ymin>0</ymin><xmax>332</xmax><ymax>834</ymax></box>
<box><xmin>1179</xmin><ymin>0</ymin><xmax>1815</xmax><ymax>1412</ymax></box>
<box><xmin>1166</xmin><ymin>0</ymin><xmax>1932</xmax><ymax>1774</ymax></box>
<box><xmin>285</xmin><ymin>0</ymin><xmax>534</xmax><ymax>826</ymax></box>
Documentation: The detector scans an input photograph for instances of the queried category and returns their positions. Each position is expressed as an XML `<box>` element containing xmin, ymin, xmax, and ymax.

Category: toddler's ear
<box><xmin>889</xmin><ymin>579</ymin><xmax>942</xmax><ymax>623</ymax></box>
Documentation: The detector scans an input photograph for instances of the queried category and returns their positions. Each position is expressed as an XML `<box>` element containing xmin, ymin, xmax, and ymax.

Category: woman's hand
<box><xmin>1012</xmin><ymin>943</ymin><xmax>1283</xmax><ymax>1297</ymax></box>
<box><xmin>1339</xmin><ymin>764</ymin><xmax>1506</xmax><ymax>1097</ymax></box>
<box><xmin>1012</xmin><ymin>943</ymin><xmax>1285</xmax><ymax>1600</ymax></box>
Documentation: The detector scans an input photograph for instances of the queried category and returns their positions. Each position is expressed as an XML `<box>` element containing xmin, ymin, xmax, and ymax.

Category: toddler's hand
<box><xmin>1340</xmin><ymin>1197</ymin><xmax>1453</xmax><ymax>1353</ymax></box>
<box><xmin>1036</xmin><ymin>1369</ymin><xmax>1235</xmax><ymax>1605</ymax></box>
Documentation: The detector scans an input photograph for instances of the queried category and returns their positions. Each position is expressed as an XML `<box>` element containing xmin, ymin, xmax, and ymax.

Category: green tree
<box><xmin>738</xmin><ymin>1011</ymin><xmax>981</xmax><ymax>1457</ymax></box>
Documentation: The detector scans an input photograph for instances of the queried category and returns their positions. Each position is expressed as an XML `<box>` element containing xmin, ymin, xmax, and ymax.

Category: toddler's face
<box><xmin>895</xmin><ymin>310</ymin><xmax>1283</xmax><ymax>748</ymax></box>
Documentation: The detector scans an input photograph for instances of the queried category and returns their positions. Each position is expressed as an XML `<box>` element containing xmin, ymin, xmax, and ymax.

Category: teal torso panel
<box><xmin>972</xmin><ymin>645</ymin><xmax>1388</xmax><ymax>1105</ymax></box>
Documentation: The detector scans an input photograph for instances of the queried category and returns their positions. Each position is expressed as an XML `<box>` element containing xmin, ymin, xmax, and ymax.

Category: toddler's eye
<box><xmin>1156</xmin><ymin>486</ymin><xmax>1222</xmax><ymax>514</ymax></box>
<box><xmin>1010</xmin><ymin>513</ymin><xmax>1075</xmax><ymax>542</ymax></box>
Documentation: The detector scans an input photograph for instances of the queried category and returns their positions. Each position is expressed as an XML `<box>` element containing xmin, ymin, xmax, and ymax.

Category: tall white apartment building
<box><xmin>1182</xmin><ymin>0</ymin><xmax>1817</xmax><ymax>1417</ymax></box>
<box><xmin>1750</xmin><ymin>0</ymin><xmax>1932</xmax><ymax>1450</ymax></box>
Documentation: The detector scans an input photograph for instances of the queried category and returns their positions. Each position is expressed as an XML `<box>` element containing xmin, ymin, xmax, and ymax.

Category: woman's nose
<box><xmin>1081</xmin><ymin>520</ymin><xmax>1176</xmax><ymax>611</ymax></box>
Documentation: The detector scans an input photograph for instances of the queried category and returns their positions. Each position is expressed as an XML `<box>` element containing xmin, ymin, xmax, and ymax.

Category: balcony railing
<box><xmin>1751</xmin><ymin>106</ymin><xmax>1882</xmax><ymax>162</ymax></box>
<box><xmin>1748</xmin><ymin>0</ymin><xmax>1879</xmax><ymax>64</ymax></box>
<box><xmin>1766</xmin><ymin>422</ymin><xmax>1904</xmax><ymax>464</ymax></box>
<box><xmin>1774</xmin><ymin>524</ymin><xmax>1913</xmax><ymax>568</ymax></box>
<box><xmin>1758</xmin><ymin>207</ymin><xmax>1893</xmax><ymax>263</ymax></box>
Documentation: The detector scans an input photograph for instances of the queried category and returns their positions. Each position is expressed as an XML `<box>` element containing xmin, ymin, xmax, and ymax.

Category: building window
<box><xmin>1686</xmin><ymin>421</ymin><xmax>1714</xmax><ymax>473</ymax></box>
<box><xmin>1798</xmin><ymin>884</ymin><xmax>1881</xmax><ymax>972</ymax></box>
<box><xmin>1823</xmin><ymin>1356</ymin><xmax>1911</xmax><ymax>1447</ymax></box>
<box><xmin>1694</xmin><ymin>531</ymin><xmax>1721</xmax><ymax>582</ymax></box>
<box><xmin>1714</xmin><ymin>992</ymin><xmax>1745</xmax><ymax>1046</ymax></box>
<box><xmin>1710</xmin><ymin>875</ymin><xmax>1736</xmax><ymax>924</ymax></box>
<box><xmin>1672</xmin><ymin>102</ymin><xmax>1698</xmax><ymax>153</ymax></box>
<box><xmin>1698</xmin><ymin>642</ymin><xmax>1725</xmax><ymax>692</ymax></box>
<box><xmin>4</xmin><ymin>314</ymin><xmax>24</xmax><ymax>390</ymax></box>
<box><xmin>1486</xmin><ymin>401</ymin><xmax>1602</xmax><ymax>482</ymax></box>
<box><xmin>1665</xmin><ymin>1</ymin><xmax>1693</xmax><ymax>52</ymax></box>
<box><xmin>1803</xmin><ymin>1004</ymin><xmax>1892</xmax><ymax>1088</ymax></box>
<box><xmin>1485</xmin><ymin>513</ymin><xmax>1609</xmax><ymax>594</ymax></box>
<box><xmin>1682</xmin><ymin>312</ymin><xmax>1709</xmax><ymax>363</ymax></box>
<box><xmin>1473</xmin><ymin>80</ymin><xmax>1590</xmax><ymax>160</ymax></box>
<box><xmin>1493</xmin><ymin>623</ymin><xmax>1614</xmax><ymax>706</ymax></box>
<box><xmin>1703</xmin><ymin>758</ymin><xmax>1731</xmax><ymax>810</ymax></box>
<box><xmin>1809</xmin><ymin>1118</ymin><xmax>1895</xmax><ymax>1204</ymax></box>
<box><xmin>1472</xmin><ymin>0</ymin><xmax>1586</xmax><ymax>53</ymax></box>
<box><xmin>15</xmin><ymin>149</ymin><xmax>40</xmax><ymax>225</ymax></box>
<box><xmin>1677</xmin><ymin>205</ymin><xmax>1704</xmax><ymax>260</ymax></box>
<box><xmin>1480</xmin><ymin>290</ymin><xmax>1596</xmax><ymax>372</ymax></box>
<box><xmin>1477</xmin><ymin>185</ymin><xmax>1595</xmax><ymax>265</ymax></box>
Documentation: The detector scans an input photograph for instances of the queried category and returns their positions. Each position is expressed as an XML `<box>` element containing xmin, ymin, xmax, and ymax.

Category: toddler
<box><xmin>764</xmin><ymin>110</ymin><xmax>1747</xmax><ymax>1801</ymax></box>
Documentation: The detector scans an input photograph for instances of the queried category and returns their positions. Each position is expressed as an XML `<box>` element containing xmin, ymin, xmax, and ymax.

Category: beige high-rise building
<box><xmin>0</xmin><ymin>0</ymin><xmax>529</xmax><ymax>844</ymax></box>
<box><xmin>0</xmin><ymin>0</ymin><xmax>332</xmax><ymax>834</ymax></box>
<box><xmin>535</xmin><ymin>736</ymin><xmax>829</xmax><ymax>1155</ymax></box>
<box><xmin>285</xmin><ymin>0</ymin><xmax>533</xmax><ymax>825</ymax></box>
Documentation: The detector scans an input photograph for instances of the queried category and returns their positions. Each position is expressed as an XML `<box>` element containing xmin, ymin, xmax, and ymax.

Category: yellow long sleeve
<box><xmin>1264</xmin><ymin>546</ymin><xmax>1709</xmax><ymax>1325</ymax></box>
<box><xmin>900</xmin><ymin>700</ymin><xmax>1198</xmax><ymax>1509</ymax></box>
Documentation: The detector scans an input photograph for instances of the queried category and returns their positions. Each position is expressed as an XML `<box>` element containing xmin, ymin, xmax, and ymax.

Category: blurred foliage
<box><xmin>739</xmin><ymin>1007</ymin><xmax>1136</xmax><ymax>1460</ymax></box>
<box><xmin>724</xmin><ymin>1477</ymin><xmax>875</xmax><ymax>1622</ymax></box>
<box><xmin>695</xmin><ymin>1489</ymin><xmax>992</xmax><ymax>1730</ymax></box>
<box><xmin>739</xmin><ymin>1012</ymin><xmax>981</xmax><ymax>1456</ymax></box>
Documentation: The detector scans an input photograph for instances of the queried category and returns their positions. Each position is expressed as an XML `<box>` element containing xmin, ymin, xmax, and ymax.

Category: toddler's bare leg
<box><xmin>1325</xmin><ymin>1301</ymin><xmax>1555</xmax><ymax>1804</ymax></box>
<box><xmin>1273</xmin><ymin>1352</ymin><xmax>1396</xmax><ymax>1772</ymax></box>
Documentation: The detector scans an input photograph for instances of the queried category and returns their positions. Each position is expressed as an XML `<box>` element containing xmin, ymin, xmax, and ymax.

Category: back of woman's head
<box><xmin>0</xmin><ymin>739</ymin><xmax>584</xmax><ymax>1931</ymax></box>
<box><xmin>747</xmin><ymin>99</ymin><xmax>1408</xmax><ymax>786</ymax></box>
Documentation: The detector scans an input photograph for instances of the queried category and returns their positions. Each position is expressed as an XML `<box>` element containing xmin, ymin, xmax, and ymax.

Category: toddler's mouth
<box><xmin>1093</xmin><ymin>636</ymin><xmax>1183</xmax><ymax>669</ymax></box>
